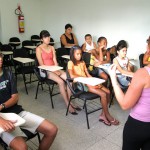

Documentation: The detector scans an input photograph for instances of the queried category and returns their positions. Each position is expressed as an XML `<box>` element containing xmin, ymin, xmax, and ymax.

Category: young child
<box><xmin>82</xmin><ymin>34</ymin><xmax>97</xmax><ymax>54</ymax></box>
<box><xmin>68</xmin><ymin>45</ymin><xmax>119</xmax><ymax>126</ymax></box>
<box><xmin>143</xmin><ymin>36</ymin><xmax>150</xmax><ymax>65</ymax></box>
<box><xmin>96</xmin><ymin>37</ymin><xmax>111</xmax><ymax>64</ymax></box>
<box><xmin>82</xmin><ymin>35</ymin><xmax>108</xmax><ymax>80</ymax></box>
<box><xmin>86</xmin><ymin>53</ymin><xmax>108</xmax><ymax>80</ymax></box>
<box><xmin>113</xmin><ymin>40</ymin><xmax>134</xmax><ymax>87</ymax></box>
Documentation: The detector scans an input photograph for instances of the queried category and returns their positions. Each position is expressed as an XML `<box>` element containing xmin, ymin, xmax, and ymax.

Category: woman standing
<box><xmin>109</xmin><ymin>61</ymin><xmax>150</xmax><ymax>149</ymax></box>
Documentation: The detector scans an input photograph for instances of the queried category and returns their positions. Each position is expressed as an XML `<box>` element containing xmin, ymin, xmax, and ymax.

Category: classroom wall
<box><xmin>41</xmin><ymin>0</ymin><xmax>150</xmax><ymax>67</ymax></box>
<box><xmin>0</xmin><ymin>0</ymin><xmax>150</xmax><ymax>67</ymax></box>
<box><xmin>0</xmin><ymin>0</ymin><xmax>41</xmax><ymax>44</ymax></box>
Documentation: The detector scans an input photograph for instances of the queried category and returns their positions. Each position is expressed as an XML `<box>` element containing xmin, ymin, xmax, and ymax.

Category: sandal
<box><xmin>69</xmin><ymin>111</ymin><xmax>78</xmax><ymax>115</ymax></box>
<box><xmin>110</xmin><ymin>118</ymin><xmax>119</xmax><ymax>125</ymax></box>
<box><xmin>70</xmin><ymin>104</ymin><xmax>82</xmax><ymax>111</ymax></box>
<box><xmin>99</xmin><ymin>117</ymin><xmax>111</xmax><ymax>126</ymax></box>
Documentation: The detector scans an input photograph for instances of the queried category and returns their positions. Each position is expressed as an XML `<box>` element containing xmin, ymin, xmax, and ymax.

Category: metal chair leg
<box><xmin>48</xmin><ymin>85</ymin><xmax>54</xmax><ymax>109</ymax></box>
<box><xmin>37</xmin><ymin>133</ymin><xmax>41</xmax><ymax>144</ymax></box>
<box><xmin>23</xmin><ymin>73</ymin><xmax>28</xmax><ymax>94</ymax></box>
<box><xmin>35</xmin><ymin>82</ymin><xmax>40</xmax><ymax>99</ymax></box>
<box><xmin>66</xmin><ymin>97</ymin><xmax>72</xmax><ymax>116</ymax></box>
<box><xmin>84</xmin><ymin>101</ymin><xmax>90</xmax><ymax>129</ymax></box>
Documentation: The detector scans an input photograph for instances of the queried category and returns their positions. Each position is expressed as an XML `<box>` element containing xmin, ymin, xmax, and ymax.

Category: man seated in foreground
<box><xmin>0</xmin><ymin>52</ymin><xmax>57</xmax><ymax>150</ymax></box>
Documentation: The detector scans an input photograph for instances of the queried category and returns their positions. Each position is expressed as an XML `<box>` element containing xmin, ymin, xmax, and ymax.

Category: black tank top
<box><xmin>61</xmin><ymin>33</ymin><xmax>75</xmax><ymax>47</ymax></box>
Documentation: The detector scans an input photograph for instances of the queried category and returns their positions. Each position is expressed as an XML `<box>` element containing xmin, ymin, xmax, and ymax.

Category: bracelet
<box><xmin>1</xmin><ymin>103</ymin><xmax>5</xmax><ymax>110</ymax></box>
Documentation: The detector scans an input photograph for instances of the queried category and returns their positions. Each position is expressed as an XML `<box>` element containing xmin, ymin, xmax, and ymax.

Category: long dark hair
<box><xmin>116</xmin><ymin>40</ymin><xmax>128</xmax><ymax>51</ymax></box>
<box><xmin>70</xmin><ymin>45</ymin><xmax>83</xmax><ymax>65</ymax></box>
<box><xmin>40</xmin><ymin>30</ymin><xmax>50</xmax><ymax>39</ymax></box>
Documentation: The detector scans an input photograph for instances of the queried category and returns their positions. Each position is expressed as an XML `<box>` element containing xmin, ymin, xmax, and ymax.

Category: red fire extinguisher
<box><xmin>15</xmin><ymin>4</ymin><xmax>25</xmax><ymax>33</ymax></box>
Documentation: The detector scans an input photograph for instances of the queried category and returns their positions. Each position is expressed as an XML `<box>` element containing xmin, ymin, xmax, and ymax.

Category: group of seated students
<box><xmin>59</xmin><ymin>23</ymin><xmax>134</xmax><ymax>86</ymax></box>
<box><xmin>36</xmin><ymin>28</ymin><xmax>137</xmax><ymax>126</ymax></box>
<box><xmin>1</xmin><ymin>24</ymin><xmax>149</xmax><ymax>149</ymax></box>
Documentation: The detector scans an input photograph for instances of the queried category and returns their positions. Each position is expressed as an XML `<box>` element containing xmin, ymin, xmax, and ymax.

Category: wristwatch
<box><xmin>1</xmin><ymin>103</ymin><xmax>5</xmax><ymax>110</ymax></box>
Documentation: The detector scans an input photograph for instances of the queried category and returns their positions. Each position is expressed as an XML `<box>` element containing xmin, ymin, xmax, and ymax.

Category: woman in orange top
<box><xmin>143</xmin><ymin>36</ymin><xmax>150</xmax><ymax>65</ymax></box>
<box><xmin>36</xmin><ymin>30</ymin><xmax>80</xmax><ymax>115</ymax></box>
<box><xmin>68</xmin><ymin>45</ymin><xmax>119</xmax><ymax>126</ymax></box>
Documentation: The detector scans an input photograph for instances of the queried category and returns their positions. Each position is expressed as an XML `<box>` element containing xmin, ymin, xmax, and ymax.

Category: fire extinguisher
<box><xmin>15</xmin><ymin>4</ymin><xmax>25</xmax><ymax>33</ymax></box>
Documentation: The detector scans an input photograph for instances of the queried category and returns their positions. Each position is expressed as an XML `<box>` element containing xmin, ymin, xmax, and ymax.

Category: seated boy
<box><xmin>82</xmin><ymin>34</ymin><xmax>97</xmax><ymax>55</ymax></box>
<box><xmin>0</xmin><ymin>52</ymin><xmax>57</xmax><ymax>150</ymax></box>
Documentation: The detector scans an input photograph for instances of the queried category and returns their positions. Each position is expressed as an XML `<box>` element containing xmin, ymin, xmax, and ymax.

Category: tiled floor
<box><xmin>1</xmin><ymin>75</ymin><xmax>129</xmax><ymax>150</ymax></box>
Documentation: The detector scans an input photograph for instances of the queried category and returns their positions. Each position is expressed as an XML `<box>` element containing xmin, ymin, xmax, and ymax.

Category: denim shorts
<box><xmin>117</xmin><ymin>75</ymin><xmax>130</xmax><ymax>87</ymax></box>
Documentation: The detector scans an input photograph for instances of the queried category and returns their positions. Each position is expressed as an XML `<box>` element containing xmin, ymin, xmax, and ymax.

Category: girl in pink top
<box><xmin>109</xmin><ymin>38</ymin><xmax>150</xmax><ymax>150</ymax></box>
<box><xmin>36</xmin><ymin>30</ymin><xmax>80</xmax><ymax>115</ymax></box>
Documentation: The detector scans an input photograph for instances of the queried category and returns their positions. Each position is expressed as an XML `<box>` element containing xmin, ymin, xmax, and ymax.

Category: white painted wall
<box><xmin>0</xmin><ymin>0</ymin><xmax>150</xmax><ymax>67</ymax></box>
<box><xmin>41</xmin><ymin>0</ymin><xmax>150</xmax><ymax>67</ymax></box>
<box><xmin>0</xmin><ymin>0</ymin><xmax>41</xmax><ymax>44</ymax></box>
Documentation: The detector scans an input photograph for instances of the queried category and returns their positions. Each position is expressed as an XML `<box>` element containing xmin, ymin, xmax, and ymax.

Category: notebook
<box><xmin>74</xmin><ymin>77</ymin><xmax>105</xmax><ymax>86</ymax></box>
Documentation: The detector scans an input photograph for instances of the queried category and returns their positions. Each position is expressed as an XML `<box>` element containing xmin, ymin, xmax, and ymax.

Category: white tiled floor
<box><xmin>1</xmin><ymin>75</ymin><xmax>129</xmax><ymax>150</ymax></box>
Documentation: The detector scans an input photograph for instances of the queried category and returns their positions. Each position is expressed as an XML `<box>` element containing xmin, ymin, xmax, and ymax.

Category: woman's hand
<box><xmin>108</xmin><ymin>64</ymin><xmax>119</xmax><ymax>86</ymax></box>
<box><xmin>108</xmin><ymin>64</ymin><xmax>117</xmax><ymax>79</ymax></box>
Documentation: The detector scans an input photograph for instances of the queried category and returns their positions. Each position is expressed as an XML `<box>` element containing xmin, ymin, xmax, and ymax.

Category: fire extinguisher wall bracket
<box><xmin>18</xmin><ymin>15</ymin><xmax>25</xmax><ymax>33</ymax></box>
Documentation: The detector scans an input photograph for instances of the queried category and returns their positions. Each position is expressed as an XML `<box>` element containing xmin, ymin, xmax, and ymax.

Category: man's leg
<box><xmin>9</xmin><ymin>137</ymin><xmax>27</xmax><ymax>150</ymax></box>
<box><xmin>1</xmin><ymin>126</ymin><xmax>28</xmax><ymax>150</ymax></box>
<box><xmin>36</xmin><ymin>119</ymin><xmax>58</xmax><ymax>150</ymax></box>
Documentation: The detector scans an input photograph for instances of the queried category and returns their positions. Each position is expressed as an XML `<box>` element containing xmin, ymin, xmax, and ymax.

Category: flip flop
<box><xmin>70</xmin><ymin>104</ymin><xmax>82</xmax><ymax>111</ymax></box>
<box><xmin>110</xmin><ymin>118</ymin><xmax>119</xmax><ymax>125</ymax></box>
<box><xmin>99</xmin><ymin>119</ymin><xmax>111</xmax><ymax>126</ymax></box>
<box><xmin>69</xmin><ymin>111</ymin><xmax>78</xmax><ymax>115</ymax></box>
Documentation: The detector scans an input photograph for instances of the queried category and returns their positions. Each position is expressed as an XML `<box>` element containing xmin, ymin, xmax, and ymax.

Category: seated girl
<box><xmin>113</xmin><ymin>40</ymin><xmax>134</xmax><ymax>87</ymax></box>
<box><xmin>68</xmin><ymin>45</ymin><xmax>119</xmax><ymax>126</ymax></box>
<box><xmin>143</xmin><ymin>36</ymin><xmax>150</xmax><ymax>65</ymax></box>
<box><xmin>36</xmin><ymin>30</ymin><xmax>80</xmax><ymax>115</ymax></box>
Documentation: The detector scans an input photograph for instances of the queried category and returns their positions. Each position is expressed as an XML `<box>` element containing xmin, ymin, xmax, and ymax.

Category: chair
<box><xmin>55</xmin><ymin>47</ymin><xmax>69</xmax><ymax>69</ymax></box>
<box><xmin>22</xmin><ymin>40</ymin><xmax>34</xmax><ymax>47</ymax></box>
<box><xmin>49</xmin><ymin>37</ymin><xmax>54</xmax><ymax>46</ymax></box>
<box><xmin>13</xmin><ymin>48</ymin><xmax>35</xmax><ymax>94</ymax></box>
<box><xmin>22</xmin><ymin>40</ymin><xmax>36</xmax><ymax>59</ymax></box>
<box><xmin>139</xmin><ymin>53</ymin><xmax>145</xmax><ymax>68</ymax></box>
<box><xmin>34</xmin><ymin>58</ymin><xmax>60</xmax><ymax>108</ymax></box>
<box><xmin>9</xmin><ymin>37</ymin><xmax>21</xmax><ymax>50</ymax></box>
<box><xmin>0</xmin><ymin>44</ymin><xmax>14</xmax><ymax>69</ymax></box>
<box><xmin>0</xmin><ymin>128</ymin><xmax>41</xmax><ymax>150</ymax></box>
<box><xmin>31</xmin><ymin>35</ymin><xmax>41</xmax><ymax>46</ymax></box>
<box><xmin>65</xmin><ymin>69</ymin><xmax>102</xmax><ymax>129</ymax></box>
